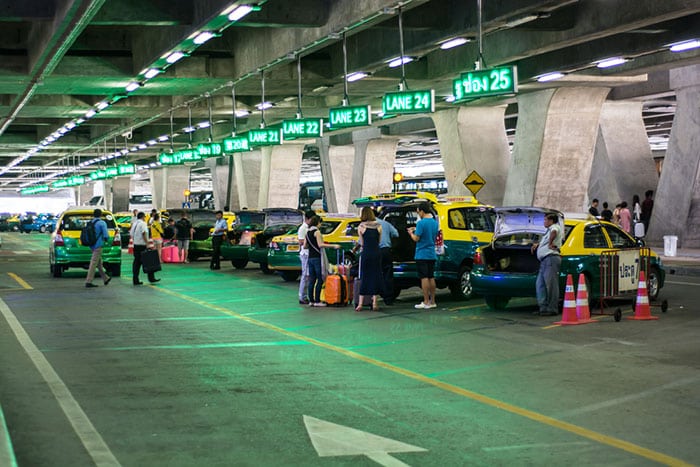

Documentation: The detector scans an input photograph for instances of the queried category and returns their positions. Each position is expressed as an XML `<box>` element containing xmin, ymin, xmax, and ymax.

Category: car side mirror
<box><xmin>636</xmin><ymin>238</ymin><xmax>645</xmax><ymax>247</ymax></box>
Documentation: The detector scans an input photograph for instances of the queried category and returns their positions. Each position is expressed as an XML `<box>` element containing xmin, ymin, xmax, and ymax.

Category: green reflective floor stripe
<box><xmin>154</xmin><ymin>285</ymin><xmax>693</xmax><ymax>467</ymax></box>
<box><xmin>41</xmin><ymin>341</ymin><xmax>309</xmax><ymax>352</ymax></box>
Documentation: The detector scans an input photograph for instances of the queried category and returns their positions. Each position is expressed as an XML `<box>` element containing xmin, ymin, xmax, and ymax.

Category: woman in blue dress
<box><xmin>356</xmin><ymin>207</ymin><xmax>383</xmax><ymax>311</ymax></box>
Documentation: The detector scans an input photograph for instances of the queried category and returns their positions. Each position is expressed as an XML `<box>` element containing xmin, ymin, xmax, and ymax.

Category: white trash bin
<box><xmin>663</xmin><ymin>235</ymin><xmax>678</xmax><ymax>257</ymax></box>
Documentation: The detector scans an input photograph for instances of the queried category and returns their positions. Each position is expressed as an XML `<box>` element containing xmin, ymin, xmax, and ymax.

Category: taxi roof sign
<box><xmin>463</xmin><ymin>170</ymin><xmax>486</xmax><ymax>196</ymax></box>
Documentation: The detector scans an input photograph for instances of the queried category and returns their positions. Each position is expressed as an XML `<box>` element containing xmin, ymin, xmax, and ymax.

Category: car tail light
<box><xmin>112</xmin><ymin>231</ymin><xmax>121</xmax><ymax>247</ymax></box>
<box><xmin>435</xmin><ymin>229</ymin><xmax>444</xmax><ymax>249</ymax></box>
<box><xmin>473</xmin><ymin>249</ymin><xmax>483</xmax><ymax>265</ymax></box>
<box><xmin>54</xmin><ymin>231</ymin><xmax>65</xmax><ymax>247</ymax></box>
<box><xmin>270</xmin><ymin>241</ymin><xmax>279</xmax><ymax>250</ymax></box>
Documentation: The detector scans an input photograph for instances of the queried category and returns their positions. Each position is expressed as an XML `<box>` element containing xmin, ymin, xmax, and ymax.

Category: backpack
<box><xmin>80</xmin><ymin>219</ymin><xmax>98</xmax><ymax>247</ymax></box>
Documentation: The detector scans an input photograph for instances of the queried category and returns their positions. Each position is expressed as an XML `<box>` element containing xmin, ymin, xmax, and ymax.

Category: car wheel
<box><xmin>108</xmin><ymin>263</ymin><xmax>121</xmax><ymax>277</ymax></box>
<box><xmin>51</xmin><ymin>263</ymin><xmax>62</xmax><ymax>278</ymax></box>
<box><xmin>450</xmin><ymin>265</ymin><xmax>473</xmax><ymax>300</ymax></box>
<box><xmin>40</xmin><ymin>225</ymin><xmax>46</xmax><ymax>233</ymax></box>
<box><xmin>260</xmin><ymin>262</ymin><xmax>273</xmax><ymax>274</ymax></box>
<box><xmin>484</xmin><ymin>295</ymin><xmax>509</xmax><ymax>310</ymax></box>
<box><xmin>231</xmin><ymin>259</ymin><xmax>248</xmax><ymax>269</ymax></box>
<box><xmin>280</xmin><ymin>271</ymin><xmax>300</xmax><ymax>282</ymax></box>
<box><xmin>647</xmin><ymin>266</ymin><xmax>661</xmax><ymax>301</ymax></box>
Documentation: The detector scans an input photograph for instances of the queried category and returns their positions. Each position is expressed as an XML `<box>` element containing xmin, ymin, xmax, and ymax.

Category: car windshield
<box><xmin>60</xmin><ymin>214</ymin><xmax>116</xmax><ymax>230</ymax></box>
<box><xmin>167</xmin><ymin>210</ymin><xmax>215</xmax><ymax>226</ymax></box>
<box><xmin>235</xmin><ymin>211</ymin><xmax>266</xmax><ymax>226</ymax></box>
<box><xmin>319</xmin><ymin>221</ymin><xmax>340</xmax><ymax>235</ymax></box>
<box><xmin>265</xmin><ymin>211</ymin><xmax>303</xmax><ymax>226</ymax></box>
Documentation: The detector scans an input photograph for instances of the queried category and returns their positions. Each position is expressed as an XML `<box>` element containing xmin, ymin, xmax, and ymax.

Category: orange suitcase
<box><xmin>324</xmin><ymin>274</ymin><xmax>349</xmax><ymax>306</ymax></box>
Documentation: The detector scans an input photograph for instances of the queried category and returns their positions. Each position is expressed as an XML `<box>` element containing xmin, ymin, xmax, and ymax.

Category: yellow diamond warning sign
<box><xmin>463</xmin><ymin>170</ymin><xmax>486</xmax><ymax>196</ymax></box>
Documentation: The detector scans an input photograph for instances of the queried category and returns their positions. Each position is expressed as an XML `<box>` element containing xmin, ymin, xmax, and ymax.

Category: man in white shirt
<box><xmin>531</xmin><ymin>213</ymin><xmax>562</xmax><ymax>316</ymax></box>
<box><xmin>132</xmin><ymin>212</ymin><xmax>159</xmax><ymax>285</ymax></box>
<box><xmin>297</xmin><ymin>211</ymin><xmax>314</xmax><ymax>304</ymax></box>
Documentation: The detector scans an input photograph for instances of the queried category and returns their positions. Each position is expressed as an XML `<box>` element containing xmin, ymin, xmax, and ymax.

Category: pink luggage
<box><xmin>162</xmin><ymin>245</ymin><xmax>183</xmax><ymax>263</ymax></box>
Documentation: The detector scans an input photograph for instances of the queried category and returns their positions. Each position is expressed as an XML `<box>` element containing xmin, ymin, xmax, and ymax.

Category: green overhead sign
<box><xmin>247</xmin><ymin>128</ymin><xmax>282</xmax><ymax>147</ymax></box>
<box><xmin>197</xmin><ymin>142</ymin><xmax>223</xmax><ymax>158</ymax></box>
<box><xmin>328</xmin><ymin>105</ymin><xmax>371</xmax><ymax>130</ymax></box>
<box><xmin>67</xmin><ymin>175</ymin><xmax>85</xmax><ymax>186</ymax></box>
<box><xmin>105</xmin><ymin>167</ymin><xmax>119</xmax><ymax>178</ymax></box>
<box><xmin>159</xmin><ymin>149</ymin><xmax>203</xmax><ymax>165</ymax></box>
<box><xmin>52</xmin><ymin>179</ymin><xmax>70</xmax><ymax>188</ymax></box>
<box><xmin>282</xmin><ymin>118</ymin><xmax>323</xmax><ymax>140</ymax></box>
<box><xmin>382</xmin><ymin>89</ymin><xmax>435</xmax><ymax>115</ymax></box>
<box><xmin>21</xmin><ymin>185</ymin><xmax>49</xmax><ymax>195</ymax></box>
<box><xmin>90</xmin><ymin>169</ymin><xmax>107</xmax><ymax>180</ymax></box>
<box><xmin>223</xmin><ymin>136</ymin><xmax>250</xmax><ymax>153</ymax></box>
<box><xmin>452</xmin><ymin>65</ymin><xmax>518</xmax><ymax>100</ymax></box>
<box><xmin>118</xmin><ymin>163</ymin><xmax>135</xmax><ymax>175</ymax></box>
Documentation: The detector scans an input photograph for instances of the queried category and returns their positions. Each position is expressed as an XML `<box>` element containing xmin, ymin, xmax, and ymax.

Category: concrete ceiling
<box><xmin>1</xmin><ymin>0</ymin><xmax>699</xmax><ymax>191</ymax></box>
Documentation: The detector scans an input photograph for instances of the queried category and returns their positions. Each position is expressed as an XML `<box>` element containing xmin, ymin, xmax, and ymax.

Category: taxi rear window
<box><xmin>447</xmin><ymin>208</ymin><xmax>495</xmax><ymax>232</ymax></box>
<box><xmin>61</xmin><ymin>214</ymin><xmax>116</xmax><ymax>230</ymax></box>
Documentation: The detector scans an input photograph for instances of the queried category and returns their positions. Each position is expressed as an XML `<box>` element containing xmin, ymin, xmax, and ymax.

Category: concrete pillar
<box><xmin>648</xmin><ymin>65</ymin><xmax>700</xmax><ymax>247</ymax></box>
<box><xmin>348</xmin><ymin>128</ymin><xmax>396</xmax><ymax>210</ymax></box>
<box><xmin>149</xmin><ymin>166</ymin><xmax>190</xmax><ymax>209</ymax></box>
<box><xmin>318</xmin><ymin>138</ymin><xmax>355</xmax><ymax>213</ymax></box>
<box><xmin>205</xmin><ymin>157</ymin><xmax>234</xmax><ymax>211</ymax></box>
<box><xmin>77</xmin><ymin>184</ymin><xmax>93</xmax><ymax>205</ymax></box>
<box><xmin>109</xmin><ymin>177</ymin><xmax>130</xmax><ymax>212</ymax></box>
<box><xmin>432</xmin><ymin>106</ymin><xmax>510</xmax><ymax>205</ymax></box>
<box><xmin>263</xmin><ymin>144</ymin><xmax>305</xmax><ymax>208</ymax></box>
<box><xmin>237</xmin><ymin>150</ymin><xmax>262</xmax><ymax>210</ymax></box>
<box><xmin>594</xmin><ymin>101</ymin><xmax>658</xmax><ymax>206</ymax></box>
<box><xmin>504</xmin><ymin>87</ymin><xmax>610</xmax><ymax>212</ymax></box>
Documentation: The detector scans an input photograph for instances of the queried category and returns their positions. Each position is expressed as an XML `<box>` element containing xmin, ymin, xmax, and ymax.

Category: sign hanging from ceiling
<box><xmin>452</xmin><ymin>65</ymin><xmax>518</xmax><ymax>101</ymax></box>
<box><xmin>197</xmin><ymin>142</ymin><xmax>223</xmax><ymax>158</ymax></box>
<box><xmin>159</xmin><ymin>149</ymin><xmax>203</xmax><ymax>166</ymax></box>
<box><xmin>382</xmin><ymin>90</ymin><xmax>435</xmax><ymax>115</ymax></box>
<box><xmin>89</xmin><ymin>169</ymin><xmax>107</xmax><ymax>180</ymax></box>
<box><xmin>328</xmin><ymin>105</ymin><xmax>372</xmax><ymax>130</ymax></box>
<box><xmin>21</xmin><ymin>185</ymin><xmax>49</xmax><ymax>195</ymax></box>
<box><xmin>247</xmin><ymin>128</ymin><xmax>282</xmax><ymax>147</ymax></box>
<box><xmin>282</xmin><ymin>118</ymin><xmax>323</xmax><ymax>140</ymax></box>
<box><xmin>105</xmin><ymin>167</ymin><xmax>119</xmax><ymax>178</ymax></box>
<box><xmin>117</xmin><ymin>163</ymin><xmax>135</xmax><ymax>176</ymax></box>
<box><xmin>222</xmin><ymin>136</ymin><xmax>250</xmax><ymax>153</ymax></box>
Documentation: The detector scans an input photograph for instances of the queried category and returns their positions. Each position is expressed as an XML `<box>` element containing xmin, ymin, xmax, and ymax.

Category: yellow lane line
<box><xmin>154</xmin><ymin>286</ymin><xmax>693</xmax><ymax>467</ymax></box>
<box><xmin>7</xmin><ymin>273</ymin><xmax>32</xmax><ymax>290</ymax></box>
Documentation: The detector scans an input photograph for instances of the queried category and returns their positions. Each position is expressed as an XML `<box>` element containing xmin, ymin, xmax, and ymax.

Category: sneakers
<box><xmin>313</xmin><ymin>302</ymin><xmax>327</xmax><ymax>307</ymax></box>
<box><xmin>104</xmin><ymin>276</ymin><xmax>111</xmax><ymax>286</ymax></box>
<box><xmin>299</xmin><ymin>299</ymin><xmax>310</xmax><ymax>305</ymax></box>
<box><xmin>85</xmin><ymin>283</ymin><xmax>98</xmax><ymax>288</ymax></box>
<box><xmin>414</xmin><ymin>302</ymin><xmax>436</xmax><ymax>309</ymax></box>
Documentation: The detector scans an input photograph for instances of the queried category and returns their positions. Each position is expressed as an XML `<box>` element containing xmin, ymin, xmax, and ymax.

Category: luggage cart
<box><xmin>598</xmin><ymin>248</ymin><xmax>667</xmax><ymax>321</ymax></box>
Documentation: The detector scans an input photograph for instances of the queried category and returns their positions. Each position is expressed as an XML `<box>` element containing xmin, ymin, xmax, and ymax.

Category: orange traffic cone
<box><xmin>127</xmin><ymin>237</ymin><xmax>134</xmax><ymax>254</ymax></box>
<box><xmin>575</xmin><ymin>274</ymin><xmax>596</xmax><ymax>324</ymax></box>
<box><xmin>628</xmin><ymin>270</ymin><xmax>659</xmax><ymax>320</ymax></box>
<box><xmin>555</xmin><ymin>274</ymin><xmax>582</xmax><ymax>325</ymax></box>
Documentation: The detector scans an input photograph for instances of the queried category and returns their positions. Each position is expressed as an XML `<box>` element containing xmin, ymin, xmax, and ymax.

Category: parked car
<box><xmin>114</xmin><ymin>211</ymin><xmax>133</xmax><ymax>246</ymax></box>
<box><xmin>49</xmin><ymin>207</ymin><xmax>122</xmax><ymax>277</ymax></box>
<box><xmin>221</xmin><ymin>210</ymin><xmax>266</xmax><ymax>269</ymax></box>
<box><xmin>21</xmin><ymin>213</ymin><xmax>57</xmax><ymax>233</ymax></box>
<box><xmin>353</xmin><ymin>191</ymin><xmax>495</xmax><ymax>300</ymax></box>
<box><xmin>245</xmin><ymin>208</ymin><xmax>305</xmax><ymax>273</ymax></box>
<box><xmin>470</xmin><ymin>208</ymin><xmax>666</xmax><ymax>310</ymax></box>
<box><xmin>0</xmin><ymin>213</ymin><xmax>12</xmax><ymax>232</ymax></box>
<box><xmin>165</xmin><ymin>208</ymin><xmax>217</xmax><ymax>261</ymax></box>
<box><xmin>267</xmin><ymin>213</ymin><xmax>361</xmax><ymax>281</ymax></box>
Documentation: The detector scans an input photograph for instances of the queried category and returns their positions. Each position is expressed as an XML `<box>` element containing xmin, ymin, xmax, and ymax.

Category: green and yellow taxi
<box><xmin>470</xmin><ymin>208</ymin><xmax>666</xmax><ymax>310</ymax></box>
<box><xmin>353</xmin><ymin>191</ymin><xmax>495</xmax><ymax>300</ymax></box>
<box><xmin>165</xmin><ymin>208</ymin><xmax>219</xmax><ymax>261</ymax></box>
<box><xmin>49</xmin><ymin>207</ymin><xmax>122</xmax><ymax>277</ymax></box>
<box><xmin>267</xmin><ymin>213</ymin><xmax>361</xmax><ymax>281</ymax></box>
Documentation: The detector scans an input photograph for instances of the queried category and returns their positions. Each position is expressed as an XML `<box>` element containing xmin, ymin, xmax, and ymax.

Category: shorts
<box><xmin>416</xmin><ymin>259</ymin><xmax>435</xmax><ymax>279</ymax></box>
<box><xmin>177</xmin><ymin>239</ymin><xmax>190</xmax><ymax>250</ymax></box>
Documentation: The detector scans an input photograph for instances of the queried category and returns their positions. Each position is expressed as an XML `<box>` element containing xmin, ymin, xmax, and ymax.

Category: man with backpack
<box><xmin>175</xmin><ymin>212</ymin><xmax>194</xmax><ymax>263</ymax></box>
<box><xmin>84</xmin><ymin>208</ymin><xmax>111</xmax><ymax>288</ymax></box>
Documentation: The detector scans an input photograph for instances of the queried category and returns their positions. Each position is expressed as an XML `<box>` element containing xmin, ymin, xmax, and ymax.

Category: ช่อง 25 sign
<box><xmin>453</xmin><ymin>66</ymin><xmax>518</xmax><ymax>100</ymax></box>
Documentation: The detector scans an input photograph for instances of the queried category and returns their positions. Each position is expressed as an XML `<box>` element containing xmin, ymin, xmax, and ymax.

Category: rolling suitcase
<box><xmin>162</xmin><ymin>245</ymin><xmax>182</xmax><ymax>263</ymax></box>
<box><xmin>141</xmin><ymin>249</ymin><xmax>162</xmax><ymax>274</ymax></box>
<box><xmin>353</xmin><ymin>278</ymin><xmax>373</xmax><ymax>307</ymax></box>
<box><xmin>634</xmin><ymin>222</ymin><xmax>645</xmax><ymax>238</ymax></box>
<box><xmin>324</xmin><ymin>273</ymin><xmax>349</xmax><ymax>306</ymax></box>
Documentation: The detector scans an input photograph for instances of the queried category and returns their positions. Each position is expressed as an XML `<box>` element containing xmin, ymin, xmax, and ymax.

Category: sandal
<box><xmin>372</xmin><ymin>306</ymin><xmax>379</xmax><ymax>311</ymax></box>
<box><xmin>355</xmin><ymin>306</ymin><xmax>363</xmax><ymax>312</ymax></box>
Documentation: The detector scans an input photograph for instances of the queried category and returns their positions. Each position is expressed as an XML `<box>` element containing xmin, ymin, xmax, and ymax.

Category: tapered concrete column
<box><xmin>648</xmin><ymin>65</ymin><xmax>700</xmax><ymax>246</ymax></box>
<box><xmin>149</xmin><ymin>166</ymin><xmax>190</xmax><ymax>209</ymax></box>
<box><xmin>109</xmin><ymin>177</ymin><xmax>131</xmax><ymax>212</ymax></box>
<box><xmin>348</xmin><ymin>128</ymin><xmax>396</xmax><ymax>210</ymax></box>
<box><xmin>318</xmin><ymin>138</ymin><xmax>355</xmax><ymax>213</ymax></box>
<box><xmin>432</xmin><ymin>106</ymin><xmax>510</xmax><ymax>205</ymax></box>
<box><xmin>260</xmin><ymin>144</ymin><xmax>305</xmax><ymax>208</ymax></box>
<box><xmin>77</xmin><ymin>183</ymin><xmax>94</xmax><ymax>205</ymax></box>
<box><xmin>593</xmin><ymin>101</ymin><xmax>658</xmax><ymax>205</ymax></box>
<box><xmin>504</xmin><ymin>87</ymin><xmax>610</xmax><ymax>211</ymax></box>
<box><xmin>205</xmin><ymin>157</ymin><xmax>234</xmax><ymax>210</ymax></box>
<box><xmin>236</xmin><ymin>150</ymin><xmax>262</xmax><ymax>209</ymax></box>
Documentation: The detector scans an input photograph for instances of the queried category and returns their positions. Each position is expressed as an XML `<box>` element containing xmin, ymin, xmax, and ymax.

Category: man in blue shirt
<box><xmin>376</xmin><ymin>214</ymin><xmax>399</xmax><ymax>305</ymax></box>
<box><xmin>407</xmin><ymin>202</ymin><xmax>438</xmax><ymax>309</ymax></box>
<box><xmin>85</xmin><ymin>208</ymin><xmax>111</xmax><ymax>288</ymax></box>
<box><xmin>210</xmin><ymin>210</ymin><xmax>228</xmax><ymax>270</ymax></box>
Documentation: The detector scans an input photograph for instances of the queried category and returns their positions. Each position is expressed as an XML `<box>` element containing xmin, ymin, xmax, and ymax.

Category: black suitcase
<box><xmin>141</xmin><ymin>249</ymin><xmax>162</xmax><ymax>273</ymax></box>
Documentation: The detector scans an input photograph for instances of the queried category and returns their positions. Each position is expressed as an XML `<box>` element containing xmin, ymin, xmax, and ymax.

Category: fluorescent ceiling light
<box><xmin>235</xmin><ymin>109</ymin><xmax>250</xmax><ymax>117</ymax></box>
<box><xmin>166</xmin><ymin>51</ymin><xmax>185</xmax><ymax>64</ymax></box>
<box><xmin>197</xmin><ymin>121</ymin><xmax>211</xmax><ymax>128</ymax></box>
<box><xmin>120</xmin><ymin>149</ymin><xmax>129</xmax><ymax>155</ymax></box>
<box><xmin>669</xmin><ymin>39</ymin><xmax>700</xmax><ymax>52</ymax></box>
<box><xmin>444</xmin><ymin>95</ymin><xmax>456</xmax><ymax>103</ymax></box>
<box><xmin>65</xmin><ymin>122</ymin><xmax>76</xmax><ymax>130</ymax></box>
<box><xmin>193</xmin><ymin>31</ymin><xmax>215</xmax><ymax>45</ymax></box>
<box><xmin>85</xmin><ymin>109</ymin><xmax>97</xmax><ymax>118</ymax></box>
<box><xmin>227</xmin><ymin>5</ymin><xmax>253</xmax><ymax>22</ymax></box>
<box><xmin>147</xmin><ymin>139</ymin><xmax>157</xmax><ymax>146</ymax></box>
<box><xmin>183</xmin><ymin>126</ymin><xmax>196</xmax><ymax>133</ymax></box>
<box><xmin>388</xmin><ymin>56</ymin><xmax>414</xmax><ymax>68</ymax></box>
<box><xmin>138</xmin><ymin>144</ymin><xmax>147</xmax><ymax>149</ymax></box>
<box><xmin>346</xmin><ymin>71</ymin><xmax>369</xmax><ymax>82</ymax></box>
<box><xmin>144</xmin><ymin>68</ymin><xmax>161</xmax><ymax>79</ymax></box>
<box><xmin>125</xmin><ymin>82</ymin><xmax>140</xmax><ymax>92</ymax></box>
<box><xmin>440</xmin><ymin>37</ymin><xmax>468</xmax><ymax>50</ymax></box>
<box><xmin>595</xmin><ymin>57</ymin><xmax>628</xmax><ymax>68</ymax></box>
<box><xmin>505</xmin><ymin>14</ymin><xmax>539</xmax><ymax>28</ymax></box>
<box><xmin>536</xmin><ymin>72</ymin><xmax>565</xmax><ymax>82</ymax></box>
<box><xmin>76</xmin><ymin>118</ymin><xmax>85</xmax><ymax>124</ymax></box>
<box><xmin>58</xmin><ymin>128</ymin><xmax>68</xmax><ymax>135</ymax></box>
<box><xmin>312</xmin><ymin>85</ymin><xmax>329</xmax><ymax>93</ymax></box>
<box><xmin>96</xmin><ymin>101</ymin><xmax>110</xmax><ymax>110</ymax></box>
<box><xmin>46</xmin><ymin>136</ymin><xmax>56</xmax><ymax>142</ymax></box>
<box><xmin>157</xmin><ymin>135</ymin><xmax>169</xmax><ymax>142</ymax></box>
<box><xmin>256</xmin><ymin>102</ymin><xmax>273</xmax><ymax>110</ymax></box>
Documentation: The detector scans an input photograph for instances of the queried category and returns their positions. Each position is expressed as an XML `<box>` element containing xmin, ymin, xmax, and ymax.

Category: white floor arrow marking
<box><xmin>303</xmin><ymin>415</ymin><xmax>427</xmax><ymax>466</ymax></box>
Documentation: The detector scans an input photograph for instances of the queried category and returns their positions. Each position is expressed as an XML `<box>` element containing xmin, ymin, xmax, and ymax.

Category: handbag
<box><xmin>141</xmin><ymin>248</ymin><xmax>162</xmax><ymax>273</ymax></box>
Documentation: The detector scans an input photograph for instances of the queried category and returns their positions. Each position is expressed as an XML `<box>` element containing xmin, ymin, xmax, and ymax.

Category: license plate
<box><xmin>286</xmin><ymin>244</ymin><xmax>300</xmax><ymax>252</ymax></box>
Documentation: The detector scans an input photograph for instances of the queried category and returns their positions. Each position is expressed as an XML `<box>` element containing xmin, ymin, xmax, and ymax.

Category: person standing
<box><xmin>149</xmin><ymin>212</ymin><xmax>164</xmax><ymax>262</ymax></box>
<box><xmin>531</xmin><ymin>213</ymin><xmax>562</xmax><ymax>316</ymax></box>
<box><xmin>85</xmin><ymin>208</ymin><xmax>111</xmax><ymax>288</ymax></box>
<box><xmin>132</xmin><ymin>212</ymin><xmax>159</xmax><ymax>285</ymax></box>
<box><xmin>632</xmin><ymin>194</ymin><xmax>642</xmax><ymax>223</ymax></box>
<box><xmin>588</xmin><ymin>199</ymin><xmax>599</xmax><ymax>217</ymax></box>
<box><xmin>600</xmin><ymin>202</ymin><xmax>613</xmax><ymax>222</ymax></box>
<box><xmin>175</xmin><ymin>212</ymin><xmax>194</xmax><ymax>263</ymax></box>
<box><xmin>297</xmin><ymin>211</ymin><xmax>314</xmax><ymax>305</ymax></box>
<box><xmin>356</xmin><ymin>207</ymin><xmax>383</xmax><ymax>312</ymax></box>
<box><xmin>618</xmin><ymin>201</ymin><xmax>632</xmax><ymax>234</ymax></box>
<box><xmin>407</xmin><ymin>202</ymin><xmax>438</xmax><ymax>310</ymax></box>
<box><xmin>641</xmin><ymin>190</ymin><xmax>654</xmax><ymax>232</ymax></box>
<box><xmin>306</xmin><ymin>215</ymin><xmax>340</xmax><ymax>307</ymax></box>
<box><xmin>210</xmin><ymin>210</ymin><xmax>227</xmax><ymax>270</ymax></box>
<box><xmin>376</xmin><ymin>213</ymin><xmax>399</xmax><ymax>306</ymax></box>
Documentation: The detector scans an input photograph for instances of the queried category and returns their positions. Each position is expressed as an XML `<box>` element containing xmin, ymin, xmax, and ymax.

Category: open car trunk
<box><xmin>481</xmin><ymin>234</ymin><xmax>541</xmax><ymax>273</ymax></box>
